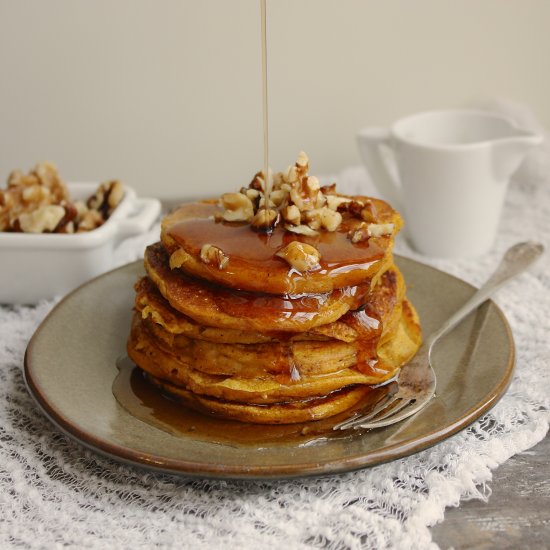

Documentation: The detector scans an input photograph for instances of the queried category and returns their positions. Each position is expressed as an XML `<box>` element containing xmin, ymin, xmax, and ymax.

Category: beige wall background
<box><xmin>0</xmin><ymin>0</ymin><xmax>548</xmax><ymax>200</ymax></box>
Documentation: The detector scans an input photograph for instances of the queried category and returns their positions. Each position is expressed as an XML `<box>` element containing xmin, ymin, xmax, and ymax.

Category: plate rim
<box><xmin>24</xmin><ymin>257</ymin><xmax>516</xmax><ymax>480</ymax></box>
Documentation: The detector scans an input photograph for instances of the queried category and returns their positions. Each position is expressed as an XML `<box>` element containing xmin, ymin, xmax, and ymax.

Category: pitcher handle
<box><xmin>357</xmin><ymin>127</ymin><xmax>403</xmax><ymax>212</ymax></box>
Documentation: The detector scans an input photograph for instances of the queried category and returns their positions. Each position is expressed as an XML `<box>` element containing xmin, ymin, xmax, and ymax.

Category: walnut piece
<box><xmin>221</xmin><ymin>193</ymin><xmax>254</xmax><ymax>222</ymax></box>
<box><xmin>319</xmin><ymin>207</ymin><xmax>342</xmax><ymax>232</ymax></box>
<box><xmin>285</xmin><ymin>224</ymin><xmax>319</xmax><ymax>236</ymax></box>
<box><xmin>367</xmin><ymin>223</ymin><xmax>394</xmax><ymax>237</ymax></box>
<box><xmin>275</xmin><ymin>241</ymin><xmax>321</xmax><ymax>272</ymax></box>
<box><xmin>296</xmin><ymin>151</ymin><xmax>309</xmax><ymax>168</ymax></box>
<box><xmin>77</xmin><ymin>209</ymin><xmax>104</xmax><ymax>232</ymax></box>
<box><xmin>87</xmin><ymin>180</ymin><xmax>124</xmax><ymax>218</ymax></box>
<box><xmin>282</xmin><ymin>204</ymin><xmax>301</xmax><ymax>226</ymax></box>
<box><xmin>251</xmin><ymin>208</ymin><xmax>279</xmax><ymax>231</ymax></box>
<box><xmin>348</xmin><ymin>222</ymin><xmax>369</xmax><ymax>244</ymax></box>
<box><xmin>17</xmin><ymin>205</ymin><xmax>65</xmax><ymax>233</ymax></box>
<box><xmin>200</xmin><ymin>244</ymin><xmax>229</xmax><ymax>270</ymax></box>
<box><xmin>326</xmin><ymin>195</ymin><xmax>351</xmax><ymax>211</ymax></box>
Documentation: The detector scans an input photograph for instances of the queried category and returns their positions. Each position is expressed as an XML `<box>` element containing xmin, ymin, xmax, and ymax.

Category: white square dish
<box><xmin>0</xmin><ymin>183</ymin><xmax>160</xmax><ymax>304</ymax></box>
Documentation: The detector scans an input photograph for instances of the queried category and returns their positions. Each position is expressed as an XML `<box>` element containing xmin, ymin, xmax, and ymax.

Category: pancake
<box><xmin>145</xmin><ymin>375</ymin><xmax>377</xmax><ymax>424</ymax></box>
<box><xmin>144</xmin><ymin>242</ymin><xmax>382</xmax><ymax>333</ymax></box>
<box><xmin>135</xmin><ymin>276</ymin><xmax>273</xmax><ymax>345</ymax></box>
<box><xmin>161</xmin><ymin>197</ymin><xmax>401</xmax><ymax>295</ymax></box>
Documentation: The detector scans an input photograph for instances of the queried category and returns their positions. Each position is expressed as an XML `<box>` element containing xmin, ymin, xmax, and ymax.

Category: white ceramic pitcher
<box><xmin>357</xmin><ymin>109</ymin><xmax>543</xmax><ymax>257</ymax></box>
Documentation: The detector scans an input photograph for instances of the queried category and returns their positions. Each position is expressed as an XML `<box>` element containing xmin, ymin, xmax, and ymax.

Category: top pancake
<box><xmin>161</xmin><ymin>197</ymin><xmax>401</xmax><ymax>294</ymax></box>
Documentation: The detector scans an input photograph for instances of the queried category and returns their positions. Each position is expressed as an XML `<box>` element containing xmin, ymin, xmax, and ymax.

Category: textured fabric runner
<box><xmin>1</xmin><ymin>157</ymin><xmax>549</xmax><ymax>548</ymax></box>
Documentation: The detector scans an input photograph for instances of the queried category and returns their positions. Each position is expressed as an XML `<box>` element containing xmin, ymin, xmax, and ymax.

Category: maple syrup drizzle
<box><xmin>345</xmin><ymin>307</ymin><xmax>383</xmax><ymax>375</ymax></box>
<box><xmin>167</xmin><ymin>205</ymin><xmax>385</xmax><ymax>280</ymax></box>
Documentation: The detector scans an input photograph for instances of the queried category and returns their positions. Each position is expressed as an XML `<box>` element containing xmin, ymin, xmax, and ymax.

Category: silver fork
<box><xmin>333</xmin><ymin>241</ymin><xmax>544</xmax><ymax>431</ymax></box>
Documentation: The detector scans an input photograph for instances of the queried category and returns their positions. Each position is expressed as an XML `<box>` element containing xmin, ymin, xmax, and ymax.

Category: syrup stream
<box><xmin>260</xmin><ymin>0</ymin><xmax>272</xmax><ymax>201</ymax></box>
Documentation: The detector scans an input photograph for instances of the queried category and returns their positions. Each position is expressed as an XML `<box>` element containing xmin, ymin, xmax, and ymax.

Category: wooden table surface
<box><xmin>431</xmin><ymin>433</ymin><xmax>550</xmax><ymax>549</ymax></box>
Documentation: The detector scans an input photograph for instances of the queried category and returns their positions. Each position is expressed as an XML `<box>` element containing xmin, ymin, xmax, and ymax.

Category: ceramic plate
<box><xmin>24</xmin><ymin>257</ymin><xmax>515</xmax><ymax>479</ymax></box>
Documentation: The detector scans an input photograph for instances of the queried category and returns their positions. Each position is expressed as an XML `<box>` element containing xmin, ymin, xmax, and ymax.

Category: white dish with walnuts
<box><xmin>0</xmin><ymin>163</ymin><xmax>160</xmax><ymax>304</ymax></box>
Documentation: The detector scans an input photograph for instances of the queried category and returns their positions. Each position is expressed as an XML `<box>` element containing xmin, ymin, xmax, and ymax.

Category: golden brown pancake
<box><xmin>161</xmin><ymin>197</ymin><xmax>401</xmax><ymax>294</ymax></box>
<box><xmin>146</xmin><ymin>375</ymin><xmax>377</xmax><ymax>424</ymax></box>
<box><xmin>144</xmin><ymin>241</ymin><xmax>393</xmax><ymax>333</ymax></box>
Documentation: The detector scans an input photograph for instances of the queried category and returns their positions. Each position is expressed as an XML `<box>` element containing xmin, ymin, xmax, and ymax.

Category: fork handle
<box><xmin>426</xmin><ymin>241</ymin><xmax>544</xmax><ymax>354</ymax></box>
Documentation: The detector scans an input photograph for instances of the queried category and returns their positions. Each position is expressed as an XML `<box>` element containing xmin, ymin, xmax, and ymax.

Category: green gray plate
<box><xmin>24</xmin><ymin>257</ymin><xmax>515</xmax><ymax>479</ymax></box>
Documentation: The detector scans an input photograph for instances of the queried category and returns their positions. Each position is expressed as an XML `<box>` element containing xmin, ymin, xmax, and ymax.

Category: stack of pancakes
<box><xmin>127</xmin><ymin>160</ymin><xmax>421</xmax><ymax>424</ymax></box>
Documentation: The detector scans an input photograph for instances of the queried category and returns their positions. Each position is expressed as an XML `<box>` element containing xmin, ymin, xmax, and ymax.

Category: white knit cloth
<box><xmin>1</xmin><ymin>147</ymin><xmax>549</xmax><ymax>547</ymax></box>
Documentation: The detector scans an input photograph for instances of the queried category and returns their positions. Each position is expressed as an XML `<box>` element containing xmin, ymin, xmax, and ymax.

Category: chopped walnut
<box><xmin>285</xmin><ymin>224</ymin><xmax>319</xmax><ymax>236</ymax></box>
<box><xmin>284</xmin><ymin>165</ymin><xmax>299</xmax><ymax>184</ymax></box>
<box><xmin>248</xmin><ymin>172</ymin><xmax>264</xmax><ymax>191</ymax></box>
<box><xmin>200</xmin><ymin>244</ymin><xmax>229</xmax><ymax>270</ymax></box>
<box><xmin>22</xmin><ymin>184</ymin><xmax>51</xmax><ymax>204</ymax></box>
<box><xmin>32</xmin><ymin>162</ymin><xmax>70</xmax><ymax>203</ymax></box>
<box><xmin>305</xmin><ymin>176</ymin><xmax>320</xmax><ymax>194</ymax></box>
<box><xmin>367</xmin><ymin>223</ymin><xmax>394</xmax><ymax>237</ymax></box>
<box><xmin>258</xmin><ymin>196</ymin><xmax>276</xmax><ymax>209</ymax></box>
<box><xmin>276</xmin><ymin>241</ymin><xmax>321</xmax><ymax>272</ymax></box>
<box><xmin>319</xmin><ymin>207</ymin><xmax>343</xmax><ymax>232</ymax></box>
<box><xmin>347</xmin><ymin>220</ymin><xmax>393</xmax><ymax>242</ymax></box>
<box><xmin>77</xmin><ymin>209</ymin><xmax>104</xmax><ymax>232</ymax></box>
<box><xmin>251</xmin><ymin>208</ymin><xmax>279</xmax><ymax>231</ymax></box>
<box><xmin>1</xmin><ymin>163</ymin><xmax>124</xmax><ymax>234</ymax></box>
<box><xmin>7</xmin><ymin>170</ymin><xmax>24</xmax><ymax>187</ymax></box>
<box><xmin>282</xmin><ymin>204</ymin><xmax>301</xmax><ymax>226</ymax></box>
<box><xmin>326</xmin><ymin>195</ymin><xmax>351</xmax><ymax>211</ymax></box>
<box><xmin>268</xmin><ymin>188</ymin><xmax>288</xmax><ymax>207</ymax></box>
<box><xmin>348</xmin><ymin>222</ymin><xmax>369</xmax><ymax>244</ymax></box>
<box><xmin>55</xmin><ymin>203</ymin><xmax>78</xmax><ymax>233</ymax></box>
<box><xmin>221</xmin><ymin>192</ymin><xmax>254</xmax><ymax>222</ymax></box>
<box><xmin>289</xmin><ymin>187</ymin><xmax>306</xmax><ymax>211</ymax></box>
<box><xmin>87</xmin><ymin>180</ymin><xmax>124</xmax><ymax>218</ymax></box>
<box><xmin>361</xmin><ymin>201</ymin><xmax>377</xmax><ymax>223</ymax></box>
<box><xmin>17</xmin><ymin>205</ymin><xmax>66</xmax><ymax>233</ymax></box>
<box><xmin>304</xmin><ymin>209</ymin><xmax>322</xmax><ymax>230</ymax></box>
<box><xmin>245</xmin><ymin>188</ymin><xmax>260</xmax><ymax>201</ymax></box>
<box><xmin>314</xmin><ymin>191</ymin><xmax>326</xmax><ymax>209</ymax></box>
<box><xmin>296</xmin><ymin>151</ymin><xmax>309</xmax><ymax>168</ymax></box>
<box><xmin>216</xmin><ymin>151</ymin><xmax>390</xmax><ymax>238</ymax></box>
<box><xmin>320</xmin><ymin>183</ymin><xmax>337</xmax><ymax>195</ymax></box>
